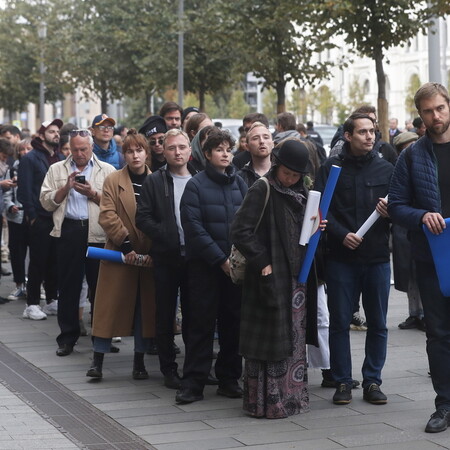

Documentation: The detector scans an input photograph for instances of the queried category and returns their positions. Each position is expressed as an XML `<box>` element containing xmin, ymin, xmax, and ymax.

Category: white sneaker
<box><xmin>23</xmin><ymin>305</ymin><xmax>47</xmax><ymax>320</ymax></box>
<box><xmin>112</xmin><ymin>337</ymin><xmax>122</xmax><ymax>343</ymax></box>
<box><xmin>8</xmin><ymin>287</ymin><xmax>27</xmax><ymax>301</ymax></box>
<box><xmin>42</xmin><ymin>300</ymin><xmax>58</xmax><ymax>316</ymax></box>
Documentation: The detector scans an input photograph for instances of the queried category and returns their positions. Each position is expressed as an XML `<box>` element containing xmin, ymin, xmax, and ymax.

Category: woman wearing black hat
<box><xmin>231</xmin><ymin>139</ymin><xmax>324</xmax><ymax>419</ymax></box>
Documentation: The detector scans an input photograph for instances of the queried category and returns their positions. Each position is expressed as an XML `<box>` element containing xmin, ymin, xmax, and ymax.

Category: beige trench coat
<box><xmin>92</xmin><ymin>166</ymin><xmax>155</xmax><ymax>338</ymax></box>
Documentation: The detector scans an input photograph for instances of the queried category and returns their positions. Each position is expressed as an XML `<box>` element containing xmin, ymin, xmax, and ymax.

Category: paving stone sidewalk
<box><xmin>0</xmin><ymin>265</ymin><xmax>449</xmax><ymax>449</ymax></box>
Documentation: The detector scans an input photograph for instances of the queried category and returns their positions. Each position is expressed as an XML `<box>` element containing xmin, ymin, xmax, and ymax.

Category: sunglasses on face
<box><xmin>149</xmin><ymin>138</ymin><xmax>164</xmax><ymax>146</ymax></box>
<box><xmin>69</xmin><ymin>129</ymin><xmax>92</xmax><ymax>138</ymax></box>
<box><xmin>96</xmin><ymin>125</ymin><xmax>114</xmax><ymax>131</ymax></box>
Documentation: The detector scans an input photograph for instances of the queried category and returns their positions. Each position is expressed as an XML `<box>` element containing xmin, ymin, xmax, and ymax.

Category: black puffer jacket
<box><xmin>315</xmin><ymin>143</ymin><xmax>393</xmax><ymax>264</ymax></box>
<box><xmin>136</xmin><ymin>163</ymin><xmax>198</xmax><ymax>265</ymax></box>
<box><xmin>181</xmin><ymin>162</ymin><xmax>247</xmax><ymax>266</ymax></box>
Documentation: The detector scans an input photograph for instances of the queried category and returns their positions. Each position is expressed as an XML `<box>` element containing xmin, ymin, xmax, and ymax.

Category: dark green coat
<box><xmin>230</xmin><ymin>176</ymin><xmax>318</xmax><ymax>362</ymax></box>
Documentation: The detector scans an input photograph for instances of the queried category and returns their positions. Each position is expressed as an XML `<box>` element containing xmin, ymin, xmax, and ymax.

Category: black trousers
<box><xmin>8</xmin><ymin>219</ymin><xmax>29</xmax><ymax>285</ymax></box>
<box><xmin>27</xmin><ymin>215</ymin><xmax>58</xmax><ymax>305</ymax></box>
<box><xmin>153</xmin><ymin>259</ymin><xmax>189</xmax><ymax>375</ymax></box>
<box><xmin>181</xmin><ymin>259</ymin><xmax>242</xmax><ymax>393</ymax></box>
<box><xmin>56</xmin><ymin>219</ymin><xmax>101</xmax><ymax>347</ymax></box>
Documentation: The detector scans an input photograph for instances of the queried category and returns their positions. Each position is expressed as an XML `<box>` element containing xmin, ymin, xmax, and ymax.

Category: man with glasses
<box><xmin>18</xmin><ymin>119</ymin><xmax>64</xmax><ymax>320</ymax></box>
<box><xmin>90</xmin><ymin>114</ymin><xmax>124</xmax><ymax>170</ymax></box>
<box><xmin>138</xmin><ymin>115</ymin><xmax>168</xmax><ymax>172</ymax></box>
<box><xmin>40</xmin><ymin>129</ymin><xmax>116</xmax><ymax>356</ymax></box>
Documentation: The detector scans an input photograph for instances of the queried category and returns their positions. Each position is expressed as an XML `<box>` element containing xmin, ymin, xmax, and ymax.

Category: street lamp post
<box><xmin>38</xmin><ymin>23</ymin><xmax>47</xmax><ymax>125</ymax></box>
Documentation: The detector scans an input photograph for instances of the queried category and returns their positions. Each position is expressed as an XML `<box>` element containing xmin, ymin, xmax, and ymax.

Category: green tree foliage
<box><xmin>0</xmin><ymin>0</ymin><xmax>66</xmax><ymax>118</ymax></box>
<box><xmin>262</xmin><ymin>88</ymin><xmax>277</xmax><ymax>123</ymax></box>
<box><xmin>182</xmin><ymin>1</ymin><xmax>243</xmax><ymax>112</ymax></box>
<box><xmin>405</xmin><ymin>74</ymin><xmax>422</xmax><ymax>118</ymax></box>
<box><xmin>56</xmin><ymin>0</ymin><xmax>175</xmax><ymax>113</ymax></box>
<box><xmin>231</xmin><ymin>0</ymin><xmax>336</xmax><ymax>113</ymax></box>
<box><xmin>315</xmin><ymin>0</ymin><xmax>450</xmax><ymax>140</ymax></box>
<box><xmin>317</xmin><ymin>85</ymin><xmax>336</xmax><ymax>124</ymax></box>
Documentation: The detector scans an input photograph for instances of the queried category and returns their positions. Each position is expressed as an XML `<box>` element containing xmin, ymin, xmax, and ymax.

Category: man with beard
<box><xmin>389</xmin><ymin>82</ymin><xmax>450</xmax><ymax>434</ymax></box>
<box><xmin>237</xmin><ymin>122</ymin><xmax>273</xmax><ymax>187</ymax></box>
<box><xmin>18</xmin><ymin>119</ymin><xmax>64</xmax><ymax>320</ymax></box>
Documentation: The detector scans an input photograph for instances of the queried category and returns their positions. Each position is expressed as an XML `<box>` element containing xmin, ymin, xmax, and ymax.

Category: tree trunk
<box><xmin>101</xmin><ymin>93</ymin><xmax>108</xmax><ymax>114</ymax></box>
<box><xmin>275</xmin><ymin>81</ymin><xmax>286</xmax><ymax>113</ymax></box>
<box><xmin>199</xmin><ymin>88</ymin><xmax>205</xmax><ymax>113</ymax></box>
<box><xmin>374</xmin><ymin>48</ymin><xmax>389</xmax><ymax>142</ymax></box>
<box><xmin>146</xmin><ymin>92</ymin><xmax>152</xmax><ymax>115</ymax></box>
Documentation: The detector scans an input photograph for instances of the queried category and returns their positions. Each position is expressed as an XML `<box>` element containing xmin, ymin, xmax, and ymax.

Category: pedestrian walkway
<box><xmin>0</xmin><ymin>266</ymin><xmax>448</xmax><ymax>449</ymax></box>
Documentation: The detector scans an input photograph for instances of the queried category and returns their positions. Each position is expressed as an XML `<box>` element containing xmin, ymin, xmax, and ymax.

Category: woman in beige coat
<box><xmin>87</xmin><ymin>130</ymin><xmax>155</xmax><ymax>380</ymax></box>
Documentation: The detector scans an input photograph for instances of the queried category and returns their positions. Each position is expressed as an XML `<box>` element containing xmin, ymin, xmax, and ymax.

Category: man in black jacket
<box><xmin>18</xmin><ymin>119</ymin><xmax>64</xmax><ymax>320</ymax></box>
<box><xmin>315</xmin><ymin>113</ymin><xmax>393</xmax><ymax>407</ymax></box>
<box><xmin>136</xmin><ymin>129</ymin><xmax>197</xmax><ymax>390</ymax></box>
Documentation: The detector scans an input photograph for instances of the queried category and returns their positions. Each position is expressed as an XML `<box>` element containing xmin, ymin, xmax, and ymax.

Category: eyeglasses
<box><xmin>69</xmin><ymin>129</ymin><xmax>92</xmax><ymax>138</ymax></box>
<box><xmin>149</xmin><ymin>138</ymin><xmax>164</xmax><ymax>146</ymax></box>
<box><xmin>96</xmin><ymin>125</ymin><xmax>114</xmax><ymax>131</ymax></box>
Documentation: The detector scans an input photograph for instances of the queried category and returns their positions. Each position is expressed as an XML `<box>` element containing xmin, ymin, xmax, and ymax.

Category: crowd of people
<box><xmin>0</xmin><ymin>83</ymin><xmax>449</xmax><ymax>434</ymax></box>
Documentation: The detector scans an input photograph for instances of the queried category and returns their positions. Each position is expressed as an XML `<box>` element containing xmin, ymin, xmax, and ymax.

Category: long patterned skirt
<box><xmin>243</xmin><ymin>281</ymin><xmax>309</xmax><ymax>419</ymax></box>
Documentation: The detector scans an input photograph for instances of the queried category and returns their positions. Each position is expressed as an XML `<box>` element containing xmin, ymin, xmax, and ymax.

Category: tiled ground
<box><xmin>0</xmin><ymin>265</ymin><xmax>448</xmax><ymax>449</ymax></box>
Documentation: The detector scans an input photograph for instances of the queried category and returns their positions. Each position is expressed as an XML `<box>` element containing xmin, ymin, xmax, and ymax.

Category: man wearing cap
<box><xmin>40</xmin><ymin>129</ymin><xmax>116</xmax><ymax>356</ymax></box>
<box><xmin>90</xmin><ymin>114</ymin><xmax>124</xmax><ymax>170</ymax></box>
<box><xmin>159</xmin><ymin>102</ymin><xmax>183</xmax><ymax>130</ymax></box>
<box><xmin>138</xmin><ymin>115</ymin><xmax>168</xmax><ymax>172</ymax></box>
<box><xmin>315</xmin><ymin>113</ymin><xmax>393</xmax><ymax>406</ymax></box>
<box><xmin>18</xmin><ymin>119</ymin><xmax>65</xmax><ymax>320</ymax></box>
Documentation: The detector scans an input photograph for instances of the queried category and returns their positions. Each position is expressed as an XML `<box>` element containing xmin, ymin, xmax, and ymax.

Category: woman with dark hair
<box><xmin>87</xmin><ymin>129</ymin><xmax>156</xmax><ymax>380</ymax></box>
<box><xmin>176</xmin><ymin>128</ymin><xmax>248</xmax><ymax>404</ymax></box>
<box><xmin>231</xmin><ymin>139</ymin><xmax>324</xmax><ymax>419</ymax></box>
<box><xmin>59</xmin><ymin>135</ymin><xmax>71</xmax><ymax>158</ymax></box>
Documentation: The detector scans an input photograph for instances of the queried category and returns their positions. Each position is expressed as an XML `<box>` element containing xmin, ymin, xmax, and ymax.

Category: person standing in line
<box><xmin>175</xmin><ymin>128</ymin><xmax>247</xmax><ymax>404</ymax></box>
<box><xmin>231</xmin><ymin>139</ymin><xmax>323</xmax><ymax>418</ymax></box>
<box><xmin>90</xmin><ymin>114</ymin><xmax>124</xmax><ymax>170</ymax></box>
<box><xmin>389</xmin><ymin>82</ymin><xmax>450</xmax><ymax>434</ymax></box>
<box><xmin>40</xmin><ymin>129</ymin><xmax>116</xmax><ymax>356</ymax></box>
<box><xmin>315</xmin><ymin>113</ymin><xmax>393</xmax><ymax>406</ymax></box>
<box><xmin>87</xmin><ymin>130</ymin><xmax>155</xmax><ymax>380</ymax></box>
<box><xmin>136</xmin><ymin>129</ymin><xmax>198</xmax><ymax>390</ymax></box>
<box><xmin>18</xmin><ymin>119</ymin><xmax>64</xmax><ymax>320</ymax></box>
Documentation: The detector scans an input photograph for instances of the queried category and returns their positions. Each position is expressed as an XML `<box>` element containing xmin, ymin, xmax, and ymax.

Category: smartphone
<box><xmin>75</xmin><ymin>175</ymin><xmax>86</xmax><ymax>184</ymax></box>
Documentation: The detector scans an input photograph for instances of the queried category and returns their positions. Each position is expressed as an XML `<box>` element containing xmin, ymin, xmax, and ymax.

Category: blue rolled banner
<box><xmin>422</xmin><ymin>218</ymin><xmax>450</xmax><ymax>297</ymax></box>
<box><xmin>86</xmin><ymin>246</ymin><xmax>125</xmax><ymax>264</ymax></box>
<box><xmin>297</xmin><ymin>164</ymin><xmax>341</xmax><ymax>284</ymax></box>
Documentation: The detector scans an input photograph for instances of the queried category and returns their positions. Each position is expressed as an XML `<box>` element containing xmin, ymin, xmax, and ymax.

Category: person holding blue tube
<box><xmin>231</xmin><ymin>137</ymin><xmax>325</xmax><ymax>419</ymax></box>
<box><xmin>315</xmin><ymin>113</ymin><xmax>393</xmax><ymax>406</ymax></box>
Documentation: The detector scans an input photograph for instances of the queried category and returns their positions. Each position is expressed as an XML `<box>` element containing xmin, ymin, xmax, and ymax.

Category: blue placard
<box><xmin>423</xmin><ymin>218</ymin><xmax>450</xmax><ymax>297</ymax></box>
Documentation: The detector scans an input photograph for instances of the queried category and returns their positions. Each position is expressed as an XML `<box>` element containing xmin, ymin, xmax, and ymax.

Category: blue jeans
<box><xmin>93</xmin><ymin>289</ymin><xmax>150</xmax><ymax>354</ymax></box>
<box><xmin>326</xmin><ymin>260</ymin><xmax>390</xmax><ymax>388</ymax></box>
<box><xmin>416</xmin><ymin>260</ymin><xmax>450</xmax><ymax>410</ymax></box>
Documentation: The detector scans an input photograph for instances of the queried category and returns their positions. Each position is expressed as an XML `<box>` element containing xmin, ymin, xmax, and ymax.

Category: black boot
<box><xmin>86</xmin><ymin>352</ymin><xmax>104</xmax><ymax>378</ymax></box>
<box><xmin>132</xmin><ymin>352</ymin><xmax>149</xmax><ymax>380</ymax></box>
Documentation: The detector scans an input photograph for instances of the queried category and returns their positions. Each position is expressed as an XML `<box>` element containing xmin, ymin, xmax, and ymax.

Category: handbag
<box><xmin>230</xmin><ymin>176</ymin><xmax>270</xmax><ymax>284</ymax></box>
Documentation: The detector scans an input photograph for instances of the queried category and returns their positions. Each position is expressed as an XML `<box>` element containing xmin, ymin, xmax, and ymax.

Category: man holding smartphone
<box><xmin>40</xmin><ymin>129</ymin><xmax>116</xmax><ymax>356</ymax></box>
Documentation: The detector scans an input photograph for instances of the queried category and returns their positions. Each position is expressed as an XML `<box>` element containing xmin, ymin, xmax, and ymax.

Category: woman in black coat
<box><xmin>176</xmin><ymin>128</ymin><xmax>248</xmax><ymax>404</ymax></box>
<box><xmin>231</xmin><ymin>139</ymin><xmax>322</xmax><ymax>419</ymax></box>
